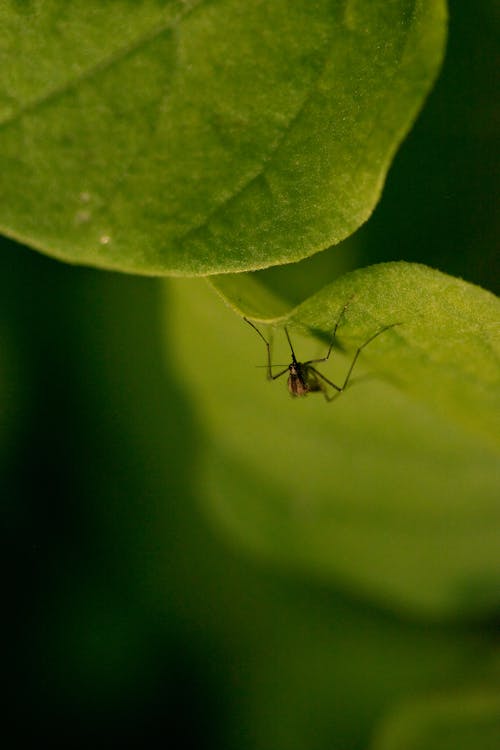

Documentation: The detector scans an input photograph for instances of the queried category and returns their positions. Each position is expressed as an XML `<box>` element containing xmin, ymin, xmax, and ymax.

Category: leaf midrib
<box><xmin>0</xmin><ymin>0</ymin><xmax>204</xmax><ymax>133</ymax></box>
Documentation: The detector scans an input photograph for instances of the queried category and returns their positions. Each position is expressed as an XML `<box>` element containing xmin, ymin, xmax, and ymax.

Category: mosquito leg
<box><xmin>304</xmin><ymin>297</ymin><xmax>353</xmax><ymax>365</ymax></box>
<box><xmin>314</xmin><ymin>375</ymin><xmax>341</xmax><ymax>403</ymax></box>
<box><xmin>271</xmin><ymin>367</ymin><xmax>290</xmax><ymax>381</ymax></box>
<box><xmin>244</xmin><ymin>317</ymin><xmax>274</xmax><ymax>379</ymax></box>
<box><xmin>322</xmin><ymin>386</ymin><xmax>344</xmax><ymax>403</ymax></box>
<box><xmin>339</xmin><ymin>322</ymin><xmax>399</xmax><ymax>391</ymax></box>
<box><xmin>309</xmin><ymin>322</ymin><xmax>399</xmax><ymax>398</ymax></box>
<box><xmin>308</xmin><ymin>366</ymin><xmax>342</xmax><ymax>392</ymax></box>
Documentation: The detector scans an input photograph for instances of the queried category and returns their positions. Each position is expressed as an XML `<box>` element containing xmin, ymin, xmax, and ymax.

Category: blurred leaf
<box><xmin>0</xmin><ymin>0</ymin><xmax>446</xmax><ymax>274</ymax></box>
<box><xmin>234</xmin><ymin>592</ymin><xmax>499</xmax><ymax>750</ymax></box>
<box><xmin>371</xmin><ymin>690</ymin><xmax>500</xmax><ymax>750</ymax></box>
<box><xmin>169</xmin><ymin>268</ymin><xmax>500</xmax><ymax>617</ymax></box>
<box><xmin>4</xmin><ymin>239</ymin><xmax>499</xmax><ymax>748</ymax></box>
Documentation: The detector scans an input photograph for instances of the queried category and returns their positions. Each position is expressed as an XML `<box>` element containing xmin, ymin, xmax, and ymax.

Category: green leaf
<box><xmin>0</xmin><ymin>0</ymin><xmax>446</xmax><ymax>275</ymax></box>
<box><xmin>371</xmin><ymin>690</ymin><xmax>500</xmax><ymax>750</ymax></box>
<box><xmin>288</xmin><ymin>262</ymin><xmax>500</xmax><ymax>447</ymax></box>
<box><xmin>210</xmin><ymin>234</ymin><xmax>364</xmax><ymax>319</ymax></box>
<box><xmin>168</xmin><ymin>263</ymin><xmax>500</xmax><ymax>617</ymax></box>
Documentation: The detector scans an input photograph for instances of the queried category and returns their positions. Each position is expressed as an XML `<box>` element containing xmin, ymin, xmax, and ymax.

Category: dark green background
<box><xmin>2</xmin><ymin>2</ymin><xmax>498</xmax><ymax>748</ymax></box>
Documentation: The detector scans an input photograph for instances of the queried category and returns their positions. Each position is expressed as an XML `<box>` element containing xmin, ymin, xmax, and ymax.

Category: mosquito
<box><xmin>244</xmin><ymin>302</ymin><xmax>398</xmax><ymax>401</ymax></box>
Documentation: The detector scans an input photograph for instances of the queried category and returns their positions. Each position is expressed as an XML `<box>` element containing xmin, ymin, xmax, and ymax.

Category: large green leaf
<box><xmin>0</xmin><ymin>0</ymin><xmax>446</xmax><ymax>274</ymax></box>
<box><xmin>168</xmin><ymin>262</ymin><xmax>500</xmax><ymax>617</ymax></box>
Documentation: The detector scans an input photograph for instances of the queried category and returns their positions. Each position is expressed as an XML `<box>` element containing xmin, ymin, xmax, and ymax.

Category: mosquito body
<box><xmin>282</xmin><ymin>327</ymin><xmax>326</xmax><ymax>397</ymax></box>
<box><xmin>244</xmin><ymin>302</ymin><xmax>398</xmax><ymax>401</ymax></box>
<box><xmin>287</xmin><ymin>361</ymin><xmax>319</xmax><ymax>397</ymax></box>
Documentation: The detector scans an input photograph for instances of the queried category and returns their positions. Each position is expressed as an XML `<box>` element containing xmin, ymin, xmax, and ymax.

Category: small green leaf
<box><xmin>210</xmin><ymin>234</ymin><xmax>364</xmax><ymax>319</ymax></box>
<box><xmin>169</xmin><ymin>263</ymin><xmax>500</xmax><ymax>617</ymax></box>
<box><xmin>288</xmin><ymin>262</ymin><xmax>500</xmax><ymax>447</ymax></box>
<box><xmin>210</xmin><ymin>269</ymin><xmax>292</xmax><ymax>320</ymax></box>
<box><xmin>0</xmin><ymin>0</ymin><xmax>446</xmax><ymax>274</ymax></box>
